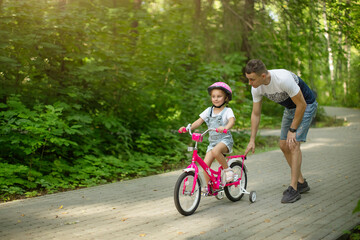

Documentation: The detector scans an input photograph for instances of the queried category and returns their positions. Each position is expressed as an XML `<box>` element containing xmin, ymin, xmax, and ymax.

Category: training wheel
<box><xmin>249</xmin><ymin>191</ymin><xmax>256</xmax><ymax>203</ymax></box>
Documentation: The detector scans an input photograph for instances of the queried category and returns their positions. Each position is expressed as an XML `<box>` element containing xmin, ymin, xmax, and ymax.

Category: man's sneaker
<box><xmin>298</xmin><ymin>179</ymin><xmax>310</xmax><ymax>194</ymax></box>
<box><xmin>281</xmin><ymin>186</ymin><xmax>301</xmax><ymax>203</ymax></box>
<box><xmin>283</xmin><ymin>180</ymin><xmax>310</xmax><ymax>195</ymax></box>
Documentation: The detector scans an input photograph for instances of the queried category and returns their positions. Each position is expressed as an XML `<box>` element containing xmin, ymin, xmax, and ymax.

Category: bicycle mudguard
<box><xmin>227</xmin><ymin>156</ymin><xmax>247</xmax><ymax>173</ymax></box>
<box><xmin>183</xmin><ymin>168</ymin><xmax>204</xmax><ymax>187</ymax></box>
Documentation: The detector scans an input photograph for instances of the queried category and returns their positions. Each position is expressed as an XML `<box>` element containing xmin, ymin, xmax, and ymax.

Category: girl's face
<box><xmin>211</xmin><ymin>89</ymin><xmax>227</xmax><ymax>107</ymax></box>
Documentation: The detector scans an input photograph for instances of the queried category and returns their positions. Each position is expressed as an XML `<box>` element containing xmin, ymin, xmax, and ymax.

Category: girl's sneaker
<box><xmin>224</xmin><ymin>168</ymin><xmax>234</xmax><ymax>182</ymax></box>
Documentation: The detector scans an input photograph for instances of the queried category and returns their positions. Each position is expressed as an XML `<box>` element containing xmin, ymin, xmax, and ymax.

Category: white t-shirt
<box><xmin>199</xmin><ymin>107</ymin><xmax>235</xmax><ymax>125</ymax></box>
<box><xmin>252</xmin><ymin>69</ymin><xmax>300</xmax><ymax>105</ymax></box>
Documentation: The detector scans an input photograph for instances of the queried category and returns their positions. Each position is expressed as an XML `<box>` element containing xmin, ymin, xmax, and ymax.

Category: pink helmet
<box><xmin>207</xmin><ymin>82</ymin><xmax>232</xmax><ymax>101</ymax></box>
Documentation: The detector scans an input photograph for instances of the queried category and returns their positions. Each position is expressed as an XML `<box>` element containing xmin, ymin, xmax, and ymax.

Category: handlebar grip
<box><xmin>215</xmin><ymin>128</ymin><xmax>228</xmax><ymax>133</ymax></box>
<box><xmin>178</xmin><ymin>128</ymin><xmax>187</xmax><ymax>133</ymax></box>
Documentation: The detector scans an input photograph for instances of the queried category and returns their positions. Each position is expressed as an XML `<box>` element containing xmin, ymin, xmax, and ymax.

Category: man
<box><xmin>244</xmin><ymin>59</ymin><xmax>318</xmax><ymax>203</ymax></box>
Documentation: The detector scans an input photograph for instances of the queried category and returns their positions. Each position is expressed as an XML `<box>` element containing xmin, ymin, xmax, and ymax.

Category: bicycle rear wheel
<box><xmin>174</xmin><ymin>171</ymin><xmax>201</xmax><ymax>216</ymax></box>
<box><xmin>224</xmin><ymin>161</ymin><xmax>247</xmax><ymax>202</ymax></box>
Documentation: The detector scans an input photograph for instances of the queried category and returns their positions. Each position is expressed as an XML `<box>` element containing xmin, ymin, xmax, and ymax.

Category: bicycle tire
<box><xmin>174</xmin><ymin>171</ymin><xmax>201</xmax><ymax>216</ymax></box>
<box><xmin>224</xmin><ymin>161</ymin><xmax>247</xmax><ymax>202</ymax></box>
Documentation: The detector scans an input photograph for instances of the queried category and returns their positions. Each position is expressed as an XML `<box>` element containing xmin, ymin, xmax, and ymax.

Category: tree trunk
<box><xmin>202</xmin><ymin>0</ymin><xmax>215</xmax><ymax>60</ymax></box>
<box><xmin>193</xmin><ymin>0</ymin><xmax>201</xmax><ymax>35</ymax></box>
<box><xmin>322</xmin><ymin>2</ymin><xmax>336</xmax><ymax>100</ymax></box>
<box><xmin>221</xmin><ymin>0</ymin><xmax>231</xmax><ymax>54</ymax></box>
<box><xmin>336</xmin><ymin>31</ymin><xmax>343</xmax><ymax>98</ymax></box>
<box><xmin>241</xmin><ymin>0</ymin><xmax>254</xmax><ymax>61</ymax></box>
<box><xmin>308</xmin><ymin>2</ymin><xmax>315</xmax><ymax>90</ymax></box>
<box><xmin>194</xmin><ymin>0</ymin><xmax>201</xmax><ymax>22</ymax></box>
<box><xmin>58</xmin><ymin>0</ymin><xmax>66</xmax><ymax>10</ymax></box>
<box><xmin>344</xmin><ymin>0</ymin><xmax>351</xmax><ymax>103</ymax></box>
<box><xmin>130</xmin><ymin>0</ymin><xmax>141</xmax><ymax>47</ymax></box>
<box><xmin>58</xmin><ymin>0</ymin><xmax>67</xmax><ymax>75</ymax></box>
<box><xmin>345</xmin><ymin>38</ymin><xmax>351</xmax><ymax>103</ymax></box>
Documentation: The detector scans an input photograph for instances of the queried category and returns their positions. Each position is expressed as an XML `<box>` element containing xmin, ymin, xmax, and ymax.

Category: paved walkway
<box><xmin>1</xmin><ymin>107</ymin><xmax>359</xmax><ymax>240</ymax></box>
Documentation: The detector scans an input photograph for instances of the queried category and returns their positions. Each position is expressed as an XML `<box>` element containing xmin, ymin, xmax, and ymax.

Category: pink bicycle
<box><xmin>174</xmin><ymin>124</ymin><xmax>256</xmax><ymax>216</ymax></box>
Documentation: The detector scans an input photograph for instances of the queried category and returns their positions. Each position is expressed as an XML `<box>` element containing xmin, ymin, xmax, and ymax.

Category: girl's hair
<box><xmin>245</xmin><ymin>59</ymin><xmax>268</xmax><ymax>75</ymax></box>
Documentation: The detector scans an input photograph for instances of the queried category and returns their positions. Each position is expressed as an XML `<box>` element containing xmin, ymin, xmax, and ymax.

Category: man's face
<box><xmin>246</xmin><ymin>72</ymin><xmax>265</xmax><ymax>88</ymax></box>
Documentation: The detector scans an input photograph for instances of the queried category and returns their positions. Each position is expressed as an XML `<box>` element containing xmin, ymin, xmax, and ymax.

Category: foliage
<box><xmin>354</xmin><ymin>199</ymin><xmax>360</xmax><ymax>214</ymax></box>
<box><xmin>313</xmin><ymin>106</ymin><xmax>347</xmax><ymax>128</ymax></box>
<box><xmin>0</xmin><ymin>0</ymin><xmax>359</xmax><ymax>201</ymax></box>
<box><xmin>342</xmin><ymin>224</ymin><xmax>360</xmax><ymax>240</ymax></box>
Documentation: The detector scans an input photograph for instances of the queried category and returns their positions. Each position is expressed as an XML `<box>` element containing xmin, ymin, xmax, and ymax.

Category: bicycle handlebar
<box><xmin>178</xmin><ymin>124</ymin><xmax>228</xmax><ymax>136</ymax></box>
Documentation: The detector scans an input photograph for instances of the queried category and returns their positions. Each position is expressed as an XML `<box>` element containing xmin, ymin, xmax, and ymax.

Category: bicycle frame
<box><xmin>183</xmin><ymin>127</ymin><xmax>246</xmax><ymax>196</ymax></box>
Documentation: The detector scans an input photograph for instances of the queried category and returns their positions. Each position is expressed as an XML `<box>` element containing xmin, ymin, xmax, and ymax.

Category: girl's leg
<box><xmin>210</xmin><ymin>142</ymin><xmax>230</xmax><ymax>169</ymax></box>
<box><xmin>203</xmin><ymin>152</ymin><xmax>215</xmax><ymax>185</ymax></box>
<box><xmin>208</xmin><ymin>142</ymin><xmax>234</xmax><ymax>182</ymax></box>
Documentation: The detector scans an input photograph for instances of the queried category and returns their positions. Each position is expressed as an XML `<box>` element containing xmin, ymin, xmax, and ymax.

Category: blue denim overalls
<box><xmin>204</xmin><ymin>107</ymin><xmax>234</xmax><ymax>153</ymax></box>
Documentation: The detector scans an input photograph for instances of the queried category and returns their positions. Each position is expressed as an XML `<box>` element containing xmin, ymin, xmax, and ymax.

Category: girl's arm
<box><xmin>178</xmin><ymin>118</ymin><xmax>204</xmax><ymax>133</ymax></box>
<box><xmin>225</xmin><ymin>117</ymin><xmax>235</xmax><ymax>130</ymax></box>
<box><xmin>190</xmin><ymin>117</ymin><xmax>204</xmax><ymax>131</ymax></box>
<box><xmin>217</xmin><ymin>117</ymin><xmax>235</xmax><ymax>133</ymax></box>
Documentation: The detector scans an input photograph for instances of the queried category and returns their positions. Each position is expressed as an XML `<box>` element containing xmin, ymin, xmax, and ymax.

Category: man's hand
<box><xmin>286</xmin><ymin>131</ymin><xmax>297</xmax><ymax>150</ymax></box>
<box><xmin>245</xmin><ymin>141</ymin><xmax>256</xmax><ymax>155</ymax></box>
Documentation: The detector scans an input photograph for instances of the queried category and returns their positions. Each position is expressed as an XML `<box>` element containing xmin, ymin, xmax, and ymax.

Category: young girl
<box><xmin>179</xmin><ymin>82</ymin><xmax>235</xmax><ymax>186</ymax></box>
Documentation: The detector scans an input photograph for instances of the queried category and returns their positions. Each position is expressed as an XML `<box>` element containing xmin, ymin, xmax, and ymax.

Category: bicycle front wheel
<box><xmin>224</xmin><ymin>161</ymin><xmax>247</xmax><ymax>202</ymax></box>
<box><xmin>174</xmin><ymin>171</ymin><xmax>201</xmax><ymax>216</ymax></box>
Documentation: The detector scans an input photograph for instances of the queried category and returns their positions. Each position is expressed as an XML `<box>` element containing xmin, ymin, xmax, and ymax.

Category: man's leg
<box><xmin>280</xmin><ymin>139</ymin><xmax>302</xmax><ymax>203</ymax></box>
<box><xmin>280</xmin><ymin>140</ymin><xmax>305</xmax><ymax>188</ymax></box>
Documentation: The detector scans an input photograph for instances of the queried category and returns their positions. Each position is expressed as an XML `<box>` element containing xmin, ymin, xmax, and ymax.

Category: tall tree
<box><xmin>130</xmin><ymin>0</ymin><xmax>141</xmax><ymax>47</ymax></box>
<box><xmin>241</xmin><ymin>0</ymin><xmax>254</xmax><ymax>61</ymax></box>
<box><xmin>323</xmin><ymin>1</ymin><xmax>336</xmax><ymax>100</ymax></box>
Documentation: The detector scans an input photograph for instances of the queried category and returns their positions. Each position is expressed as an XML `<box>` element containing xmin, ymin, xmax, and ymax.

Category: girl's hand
<box><xmin>178</xmin><ymin>126</ymin><xmax>187</xmax><ymax>133</ymax></box>
<box><xmin>216</xmin><ymin>126</ymin><xmax>226</xmax><ymax>133</ymax></box>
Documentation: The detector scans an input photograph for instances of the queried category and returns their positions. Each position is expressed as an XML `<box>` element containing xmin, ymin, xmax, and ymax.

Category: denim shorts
<box><xmin>206</xmin><ymin>134</ymin><xmax>234</xmax><ymax>154</ymax></box>
<box><xmin>280</xmin><ymin>101</ymin><xmax>318</xmax><ymax>142</ymax></box>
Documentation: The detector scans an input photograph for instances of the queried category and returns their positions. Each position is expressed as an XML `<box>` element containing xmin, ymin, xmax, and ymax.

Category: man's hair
<box><xmin>245</xmin><ymin>59</ymin><xmax>268</xmax><ymax>75</ymax></box>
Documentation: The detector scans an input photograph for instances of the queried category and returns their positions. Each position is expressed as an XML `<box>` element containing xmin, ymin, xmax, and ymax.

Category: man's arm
<box><xmin>287</xmin><ymin>90</ymin><xmax>306</xmax><ymax>148</ymax></box>
<box><xmin>289</xmin><ymin>90</ymin><xmax>307</xmax><ymax>130</ymax></box>
<box><xmin>245</xmin><ymin>101</ymin><xmax>262</xmax><ymax>155</ymax></box>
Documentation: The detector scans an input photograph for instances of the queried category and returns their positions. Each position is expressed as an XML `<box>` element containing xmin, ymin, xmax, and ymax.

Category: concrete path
<box><xmin>1</xmin><ymin>107</ymin><xmax>359</xmax><ymax>240</ymax></box>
